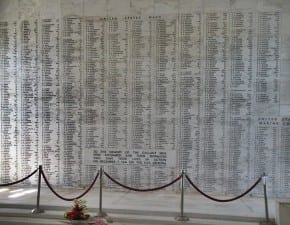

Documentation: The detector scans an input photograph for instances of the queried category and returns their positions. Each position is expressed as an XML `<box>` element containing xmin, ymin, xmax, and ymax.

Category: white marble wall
<box><xmin>0</xmin><ymin>0</ymin><xmax>290</xmax><ymax>197</ymax></box>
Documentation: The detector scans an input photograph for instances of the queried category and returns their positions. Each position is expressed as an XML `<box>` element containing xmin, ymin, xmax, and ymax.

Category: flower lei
<box><xmin>64</xmin><ymin>199</ymin><xmax>90</xmax><ymax>220</ymax></box>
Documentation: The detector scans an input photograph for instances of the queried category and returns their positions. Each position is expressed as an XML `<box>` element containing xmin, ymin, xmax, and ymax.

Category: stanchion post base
<box><xmin>175</xmin><ymin>215</ymin><xmax>189</xmax><ymax>222</ymax></box>
<box><xmin>96</xmin><ymin>213</ymin><xmax>113</xmax><ymax>223</ymax></box>
<box><xmin>97</xmin><ymin>211</ymin><xmax>107</xmax><ymax>218</ymax></box>
<box><xmin>259</xmin><ymin>221</ymin><xmax>275</xmax><ymax>225</ymax></box>
<box><xmin>31</xmin><ymin>208</ymin><xmax>45</xmax><ymax>214</ymax></box>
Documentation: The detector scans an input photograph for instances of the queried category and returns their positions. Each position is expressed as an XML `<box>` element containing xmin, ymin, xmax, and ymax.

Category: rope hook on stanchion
<box><xmin>32</xmin><ymin>165</ymin><xmax>45</xmax><ymax>214</ymax></box>
<box><xmin>175</xmin><ymin>169</ymin><xmax>189</xmax><ymax>222</ymax></box>
<box><xmin>97</xmin><ymin>166</ymin><xmax>107</xmax><ymax>218</ymax></box>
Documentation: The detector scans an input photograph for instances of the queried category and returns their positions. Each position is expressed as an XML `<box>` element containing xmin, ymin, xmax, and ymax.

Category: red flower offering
<box><xmin>64</xmin><ymin>199</ymin><xmax>90</xmax><ymax>221</ymax></box>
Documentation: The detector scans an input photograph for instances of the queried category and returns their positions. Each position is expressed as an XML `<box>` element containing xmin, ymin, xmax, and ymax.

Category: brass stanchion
<box><xmin>263</xmin><ymin>173</ymin><xmax>269</xmax><ymax>222</ymax></box>
<box><xmin>97</xmin><ymin>166</ymin><xmax>107</xmax><ymax>217</ymax></box>
<box><xmin>175</xmin><ymin>170</ymin><xmax>189</xmax><ymax>221</ymax></box>
<box><xmin>32</xmin><ymin>165</ymin><xmax>45</xmax><ymax>214</ymax></box>
<box><xmin>259</xmin><ymin>173</ymin><xmax>275</xmax><ymax>225</ymax></box>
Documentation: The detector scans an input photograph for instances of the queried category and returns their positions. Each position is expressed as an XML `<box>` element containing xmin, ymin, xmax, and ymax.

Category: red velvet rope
<box><xmin>0</xmin><ymin>166</ymin><xmax>262</xmax><ymax>203</ymax></box>
<box><xmin>0</xmin><ymin>168</ymin><xmax>38</xmax><ymax>187</ymax></box>
<box><xmin>41</xmin><ymin>170</ymin><xmax>99</xmax><ymax>201</ymax></box>
<box><xmin>104</xmin><ymin>171</ymin><xmax>182</xmax><ymax>192</ymax></box>
<box><xmin>185</xmin><ymin>174</ymin><xmax>262</xmax><ymax>202</ymax></box>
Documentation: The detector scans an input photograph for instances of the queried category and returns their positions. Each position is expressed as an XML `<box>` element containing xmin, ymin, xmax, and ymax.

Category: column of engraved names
<box><xmin>128</xmin><ymin>17</ymin><xmax>152</xmax><ymax>152</ymax></box>
<box><xmin>83</xmin><ymin>17</ymin><xmax>105</xmax><ymax>184</ymax></box>
<box><xmin>153</xmin><ymin>16</ymin><xmax>177</xmax><ymax>152</ymax></box>
<box><xmin>254</xmin><ymin>117</ymin><xmax>280</xmax><ymax>195</ymax></box>
<box><xmin>202</xmin><ymin>13</ymin><xmax>227</xmax><ymax>193</ymax></box>
<box><xmin>178</xmin><ymin>14</ymin><xmax>202</xmax><ymax>183</ymax></box>
<box><xmin>20</xmin><ymin>19</ymin><xmax>39</xmax><ymax>182</ymax></box>
<box><xmin>41</xmin><ymin>19</ymin><xmax>61</xmax><ymax>184</ymax></box>
<box><xmin>127</xmin><ymin>17</ymin><xmax>175</xmax><ymax>188</ymax></box>
<box><xmin>256</xmin><ymin>12</ymin><xmax>280</xmax><ymax>113</ymax></box>
<box><xmin>104</xmin><ymin>17</ymin><xmax>129</xmax><ymax>187</ymax></box>
<box><xmin>0</xmin><ymin>21</ymin><xmax>18</xmax><ymax>182</ymax></box>
<box><xmin>126</xmin><ymin>17</ymin><xmax>152</xmax><ymax>187</ymax></box>
<box><xmin>226</xmin><ymin>12</ymin><xmax>253</xmax><ymax>194</ymax></box>
<box><xmin>253</xmin><ymin>12</ymin><xmax>281</xmax><ymax>195</ymax></box>
<box><xmin>61</xmin><ymin>16</ymin><xmax>82</xmax><ymax>186</ymax></box>
<box><xmin>280</xmin><ymin>117</ymin><xmax>290</xmax><ymax>195</ymax></box>
<box><xmin>150</xmin><ymin>16</ymin><xmax>178</xmax><ymax>189</ymax></box>
<box><xmin>105</xmin><ymin>18</ymin><xmax>128</xmax><ymax>151</ymax></box>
